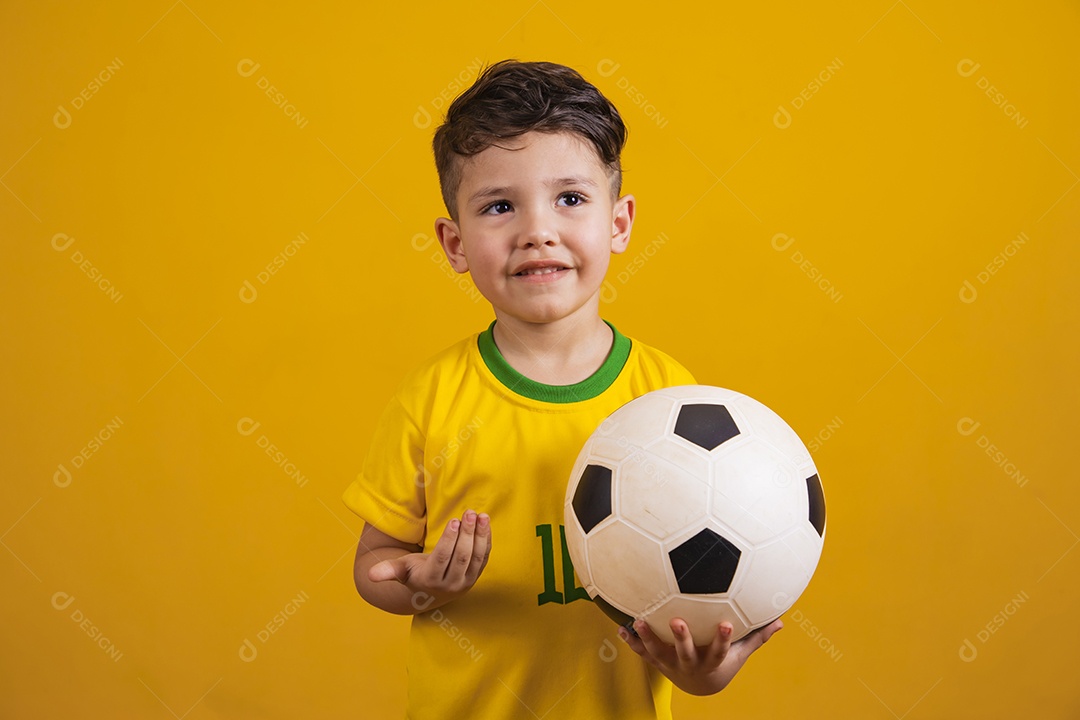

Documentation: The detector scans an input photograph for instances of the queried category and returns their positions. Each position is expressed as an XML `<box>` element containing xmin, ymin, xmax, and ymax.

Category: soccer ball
<box><xmin>564</xmin><ymin>385</ymin><xmax>826</xmax><ymax>646</ymax></box>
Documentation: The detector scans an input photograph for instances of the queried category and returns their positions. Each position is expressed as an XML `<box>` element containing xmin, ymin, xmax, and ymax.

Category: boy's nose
<box><xmin>517</xmin><ymin>212</ymin><xmax>559</xmax><ymax>248</ymax></box>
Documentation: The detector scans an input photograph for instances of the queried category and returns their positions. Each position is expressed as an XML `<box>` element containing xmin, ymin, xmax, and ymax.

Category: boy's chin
<box><xmin>496</xmin><ymin>302</ymin><xmax>600</xmax><ymax>327</ymax></box>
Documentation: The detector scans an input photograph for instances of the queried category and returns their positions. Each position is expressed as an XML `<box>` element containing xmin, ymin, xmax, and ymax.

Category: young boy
<box><xmin>343</xmin><ymin>59</ymin><xmax>782</xmax><ymax>719</ymax></box>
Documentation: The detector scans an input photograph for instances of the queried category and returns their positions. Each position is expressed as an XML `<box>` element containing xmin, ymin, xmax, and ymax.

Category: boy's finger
<box><xmin>669</xmin><ymin>618</ymin><xmax>698</xmax><ymax>666</ymax></box>
<box><xmin>703</xmin><ymin>621</ymin><xmax>734</xmax><ymax>667</ymax></box>
<box><xmin>443</xmin><ymin>510</ymin><xmax>477</xmax><ymax>583</ymax></box>
<box><xmin>633</xmin><ymin>620</ymin><xmax>673</xmax><ymax>666</ymax></box>
<box><xmin>618</xmin><ymin>627</ymin><xmax>658</xmax><ymax>667</ymax></box>
<box><xmin>428</xmin><ymin>517</ymin><xmax>461</xmax><ymax>575</ymax></box>
<box><xmin>743</xmin><ymin>620</ymin><xmax>783</xmax><ymax>651</ymax></box>
<box><xmin>728</xmin><ymin>620</ymin><xmax>783</xmax><ymax>666</ymax></box>
<box><xmin>463</xmin><ymin>513</ymin><xmax>491</xmax><ymax>584</ymax></box>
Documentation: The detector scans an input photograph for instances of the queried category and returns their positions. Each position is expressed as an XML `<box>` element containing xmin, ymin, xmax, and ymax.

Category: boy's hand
<box><xmin>368</xmin><ymin>510</ymin><xmax>491</xmax><ymax>611</ymax></box>
<box><xmin>618</xmin><ymin>617</ymin><xmax>783</xmax><ymax>696</ymax></box>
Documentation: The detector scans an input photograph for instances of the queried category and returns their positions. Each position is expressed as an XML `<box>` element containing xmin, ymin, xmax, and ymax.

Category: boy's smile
<box><xmin>435</xmin><ymin>131</ymin><xmax>634</xmax><ymax>331</ymax></box>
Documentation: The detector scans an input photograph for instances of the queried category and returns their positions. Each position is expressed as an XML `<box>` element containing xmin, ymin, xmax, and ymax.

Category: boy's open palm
<box><xmin>368</xmin><ymin>510</ymin><xmax>492</xmax><ymax>608</ymax></box>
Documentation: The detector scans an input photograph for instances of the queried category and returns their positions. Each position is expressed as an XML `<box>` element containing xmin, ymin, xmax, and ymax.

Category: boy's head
<box><xmin>433</xmin><ymin>59</ymin><xmax>627</xmax><ymax>221</ymax></box>
<box><xmin>431</xmin><ymin>60</ymin><xmax>636</xmax><ymax>329</ymax></box>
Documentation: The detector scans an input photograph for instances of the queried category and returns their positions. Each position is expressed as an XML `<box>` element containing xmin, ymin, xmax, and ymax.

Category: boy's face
<box><xmin>435</xmin><ymin>131</ymin><xmax>634</xmax><ymax>328</ymax></box>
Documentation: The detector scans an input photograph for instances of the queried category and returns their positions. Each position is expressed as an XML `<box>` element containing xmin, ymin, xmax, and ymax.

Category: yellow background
<box><xmin>3</xmin><ymin>1</ymin><xmax>1078</xmax><ymax>717</ymax></box>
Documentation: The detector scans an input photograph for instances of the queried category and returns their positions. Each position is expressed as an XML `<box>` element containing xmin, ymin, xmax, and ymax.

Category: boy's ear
<box><xmin>610</xmin><ymin>193</ymin><xmax>635</xmax><ymax>254</ymax></box>
<box><xmin>434</xmin><ymin>216</ymin><xmax>469</xmax><ymax>273</ymax></box>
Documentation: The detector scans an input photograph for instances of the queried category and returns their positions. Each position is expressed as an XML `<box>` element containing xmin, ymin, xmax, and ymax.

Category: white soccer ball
<box><xmin>564</xmin><ymin>385</ymin><xmax>826</xmax><ymax>645</ymax></box>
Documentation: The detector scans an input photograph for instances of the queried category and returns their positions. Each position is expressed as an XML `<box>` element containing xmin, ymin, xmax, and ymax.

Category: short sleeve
<box><xmin>672</xmin><ymin>362</ymin><xmax>697</xmax><ymax>386</ymax></box>
<box><xmin>341</xmin><ymin>394</ymin><xmax>427</xmax><ymax>545</ymax></box>
<box><xmin>647</xmin><ymin>343</ymin><xmax>698</xmax><ymax>387</ymax></box>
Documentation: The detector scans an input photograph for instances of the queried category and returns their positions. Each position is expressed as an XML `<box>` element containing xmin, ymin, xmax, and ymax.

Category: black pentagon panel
<box><xmin>669</xmin><ymin>528</ymin><xmax>741</xmax><ymax>594</ymax></box>
<box><xmin>593</xmin><ymin>595</ymin><xmax>638</xmax><ymax>635</ymax></box>
<box><xmin>674</xmin><ymin>404</ymin><xmax>740</xmax><ymax>451</ymax></box>
<box><xmin>806</xmin><ymin>473</ymin><xmax>826</xmax><ymax>537</ymax></box>
<box><xmin>572</xmin><ymin>464</ymin><xmax>613</xmax><ymax>534</ymax></box>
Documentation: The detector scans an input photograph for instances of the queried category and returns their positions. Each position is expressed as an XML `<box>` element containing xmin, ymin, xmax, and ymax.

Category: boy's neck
<box><xmin>490</xmin><ymin>311</ymin><xmax>614</xmax><ymax>386</ymax></box>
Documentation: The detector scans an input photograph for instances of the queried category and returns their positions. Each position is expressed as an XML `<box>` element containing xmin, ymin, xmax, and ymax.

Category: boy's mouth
<box><xmin>515</xmin><ymin>267</ymin><xmax>566</xmax><ymax>276</ymax></box>
<box><xmin>512</xmin><ymin>260</ymin><xmax>571</xmax><ymax>277</ymax></box>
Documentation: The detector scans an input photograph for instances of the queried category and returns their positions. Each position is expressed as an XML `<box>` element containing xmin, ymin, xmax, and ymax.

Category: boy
<box><xmin>343</xmin><ymin>59</ymin><xmax>782</xmax><ymax>719</ymax></box>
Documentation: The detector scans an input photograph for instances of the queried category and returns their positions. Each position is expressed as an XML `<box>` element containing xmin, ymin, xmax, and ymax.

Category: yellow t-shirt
<box><xmin>343</xmin><ymin>319</ymin><xmax>696</xmax><ymax>719</ymax></box>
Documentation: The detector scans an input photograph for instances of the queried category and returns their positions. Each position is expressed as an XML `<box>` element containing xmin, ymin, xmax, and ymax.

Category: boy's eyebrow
<box><xmin>468</xmin><ymin>186</ymin><xmax>510</xmax><ymax>203</ymax></box>
<box><xmin>549</xmin><ymin>176</ymin><xmax>599</xmax><ymax>190</ymax></box>
<box><xmin>468</xmin><ymin>176</ymin><xmax>599</xmax><ymax>203</ymax></box>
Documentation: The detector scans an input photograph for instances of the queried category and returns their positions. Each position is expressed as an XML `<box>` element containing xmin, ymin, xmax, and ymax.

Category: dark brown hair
<box><xmin>432</xmin><ymin>59</ymin><xmax>627</xmax><ymax>220</ymax></box>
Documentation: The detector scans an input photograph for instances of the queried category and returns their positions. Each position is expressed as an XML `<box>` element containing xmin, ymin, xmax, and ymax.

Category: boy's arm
<box><xmin>353</xmin><ymin>510</ymin><xmax>492</xmax><ymax>615</ymax></box>
<box><xmin>353</xmin><ymin>523</ymin><xmax>424</xmax><ymax>614</ymax></box>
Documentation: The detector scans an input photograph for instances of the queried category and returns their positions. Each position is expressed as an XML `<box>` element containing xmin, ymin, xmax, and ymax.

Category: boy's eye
<box><xmin>483</xmin><ymin>200</ymin><xmax>513</xmax><ymax>215</ymax></box>
<box><xmin>558</xmin><ymin>192</ymin><xmax>586</xmax><ymax>207</ymax></box>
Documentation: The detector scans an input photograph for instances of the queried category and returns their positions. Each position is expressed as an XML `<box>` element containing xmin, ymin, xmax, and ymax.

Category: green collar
<box><xmin>477</xmin><ymin>319</ymin><xmax>632</xmax><ymax>403</ymax></box>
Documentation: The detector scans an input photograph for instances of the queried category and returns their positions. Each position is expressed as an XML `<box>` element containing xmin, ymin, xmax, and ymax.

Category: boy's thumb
<box><xmin>368</xmin><ymin>558</ymin><xmax>407</xmax><ymax>583</ymax></box>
